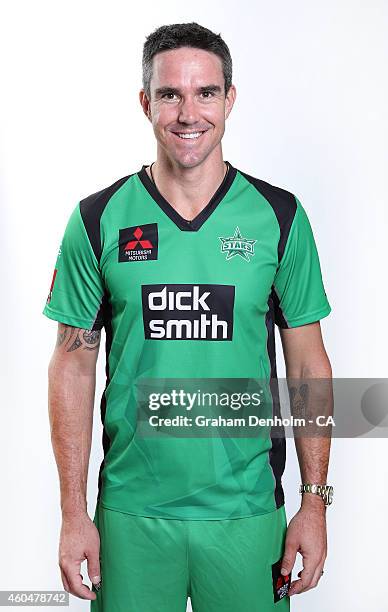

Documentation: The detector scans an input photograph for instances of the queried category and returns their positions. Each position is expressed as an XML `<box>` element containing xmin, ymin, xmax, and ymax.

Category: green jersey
<box><xmin>42</xmin><ymin>161</ymin><xmax>331</xmax><ymax>520</ymax></box>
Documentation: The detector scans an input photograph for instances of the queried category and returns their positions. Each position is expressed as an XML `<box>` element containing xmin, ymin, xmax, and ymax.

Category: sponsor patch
<box><xmin>46</xmin><ymin>268</ymin><xmax>58</xmax><ymax>304</ymax></box>
<box><xmin>142</xmin><ymin>284</ymin><xmax>235</xmax><ymax>340</ymax></box>
<box><xmin>119</xmin><ymin>223</ymin><xmax>158</xmax><ymax>262</ymax></box>
<box><xmin>272</xmin><ymin>558</ymin><xmax>291</xmax><ymax>603</ymax></box>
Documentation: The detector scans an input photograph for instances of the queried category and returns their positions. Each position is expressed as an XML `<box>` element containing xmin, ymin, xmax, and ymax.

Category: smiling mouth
<box><xmin>171</xmin><ymin>130</ymin><xmax>208</xmax><ymax>141</ymax></box>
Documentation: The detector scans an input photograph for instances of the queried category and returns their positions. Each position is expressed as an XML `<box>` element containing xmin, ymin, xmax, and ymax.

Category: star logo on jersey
<box><xmin>219</xmin><ymin>227</ymin><xmax>257</xmax><ymax>262</ymax></box>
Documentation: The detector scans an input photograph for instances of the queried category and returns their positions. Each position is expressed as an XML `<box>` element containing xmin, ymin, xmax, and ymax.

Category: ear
<box><xmin>139</xmin><ymin>89</ymin><xmax>152</xmax><ymax>121</ymax></box>
<box><xmin>225</xmin><ymin>84</ymin><xmax>237</xmax><ymax>120</ymax></box>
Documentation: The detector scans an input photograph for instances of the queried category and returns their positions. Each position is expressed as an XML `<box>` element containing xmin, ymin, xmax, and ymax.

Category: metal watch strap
<box><xmin>299</xmin><ymin>483</ymin><xmax>334</xmax><ymax>506</ymax></box>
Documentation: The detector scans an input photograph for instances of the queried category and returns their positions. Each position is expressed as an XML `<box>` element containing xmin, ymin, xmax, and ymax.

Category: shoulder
<box><xmin>78</xmin><ymin>171</ymin><xmax>136</xmax><ymax>261</ymax></box>
<box><xmin>237</xmin><ymin>168</ymin><xmax>297</xmax><ymax>223</ymax></box>
<box><xmin>79</xmin><ymin>172</ymin><xmax>136</xmax><ymax>217</ymax></box>
<box><xmin>237</xmin><ymin>168</ymin><xmax>300</xmax><ymax>260</ymax></box>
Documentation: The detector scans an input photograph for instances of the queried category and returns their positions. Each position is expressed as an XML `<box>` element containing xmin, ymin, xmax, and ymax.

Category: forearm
<box><xmin>295</xmin><ymin>437</ymin><xmax>331</xmax><ymax>509</ymax></box>
<box><xmin>288</xmin><ymin>359</ymin><xmax>333</xmax><ymax>508</ymax></box>
<box><xmin>48</xmin><ymin>360</ymin><xmax>96</xmax><ymax>517</ymax></box>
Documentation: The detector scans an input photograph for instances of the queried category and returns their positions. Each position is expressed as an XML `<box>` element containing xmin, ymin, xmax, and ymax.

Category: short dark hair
<box><xmin>142</xmin><ymin>22</ymin><xmax>233</xmax><ymax>99</ymax></box>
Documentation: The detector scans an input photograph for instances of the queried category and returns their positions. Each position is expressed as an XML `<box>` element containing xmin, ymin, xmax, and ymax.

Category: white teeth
<box><xmin>176</xmin><ymin>132</ymin><xmax>203</xmax><ymax>139</ymax></box>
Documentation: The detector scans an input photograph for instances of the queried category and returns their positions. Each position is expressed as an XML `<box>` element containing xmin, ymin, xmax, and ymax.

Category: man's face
<box><xmin>140</xmin><ymin>47</ymin><xmax>236</xmax><ymax>168</ymax></box>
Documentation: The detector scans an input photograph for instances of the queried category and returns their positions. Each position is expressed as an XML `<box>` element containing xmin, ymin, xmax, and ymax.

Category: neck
<box><xmin>146</xmin><ymin>153</ymin><xmax>228</xmax><ymax>220</ymax></box>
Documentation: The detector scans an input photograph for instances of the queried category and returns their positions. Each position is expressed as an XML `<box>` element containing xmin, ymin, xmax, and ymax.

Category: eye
<box><xmin>201</xmin><ymin>91</ymin><xmax>214</xmax><ymax>98</ymax></box>
<box><xmin>161</xmin><ymin>92</ymin><xmax>178</xmax><ymax>100</ymax></box>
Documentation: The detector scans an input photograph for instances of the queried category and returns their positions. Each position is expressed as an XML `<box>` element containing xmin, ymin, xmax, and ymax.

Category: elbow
<box><xmin>301</xmin><ymin>355</ymin><xmax>332</xmax><ymax>379</ymax></box>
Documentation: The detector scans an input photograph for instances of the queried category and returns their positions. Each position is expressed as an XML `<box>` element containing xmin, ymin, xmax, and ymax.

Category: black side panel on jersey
<box><xmin>266</xmin><ymin>293</ymin><xmax>286</xmax><ymax>508</ymax></box>
<box><xmin>90</xmin><ymin>293</ymin><xmax>108</xmax><ymax>331</ymax></box>
<box><xmin>265</xmin><ymin>294</ymin><xmax>286</xmax><ymax>508</ymax></box>
<box><xmin>270</xmin><ymin>285</ymin><xmax>289</xmax><ymax>328</ymax></box>
<box><xmin>97</xmin><ymin>296</ymin><xmax>114</xmax><ymax>502</ymax></box>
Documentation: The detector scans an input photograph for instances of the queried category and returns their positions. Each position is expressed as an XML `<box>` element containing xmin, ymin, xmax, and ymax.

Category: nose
<box><xmin>177</xmin><ymin>94</ymin><xmax>201</xmax><ymax>124</ymax></box>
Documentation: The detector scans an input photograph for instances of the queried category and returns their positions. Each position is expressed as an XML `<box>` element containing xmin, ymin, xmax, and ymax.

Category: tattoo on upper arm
<box><xmin>56</xmin><ymin>324</ymin><xmax>101</xmax><ymax>352</ymax></box>
<box><xmin>57</xmin><ymin>325</ymin><xmax>70</xmax><ymax>346</ymax></box>
<box><xmin>78</xmin><ymin>330</ymin><xmax>101</xmax><ymax>351</ymax></box>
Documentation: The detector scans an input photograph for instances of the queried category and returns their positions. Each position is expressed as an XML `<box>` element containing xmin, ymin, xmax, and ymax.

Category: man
<box><xmin>43</xmin><ymin>22</ymin><xmax>333</xmax><ymax>612</ymax></box>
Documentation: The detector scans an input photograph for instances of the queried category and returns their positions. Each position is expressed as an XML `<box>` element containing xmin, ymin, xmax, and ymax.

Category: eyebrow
<box><xmin>154</xmin><ymin>84</ymin><xmax>222</xmax><ymax>97</ymax></box>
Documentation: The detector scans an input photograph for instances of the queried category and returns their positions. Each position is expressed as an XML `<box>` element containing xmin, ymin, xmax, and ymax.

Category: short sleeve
<box><xmin>42</xmin><ymin>202</ymin><xmax>105</xmax><ymax>330</ymax></box>
<box><xmin>272</xmin><ymin>196</ymin><xmax>331</xmax><ymax>328</ymax></box>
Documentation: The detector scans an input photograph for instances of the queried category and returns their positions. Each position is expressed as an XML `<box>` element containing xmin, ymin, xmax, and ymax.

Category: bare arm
<box><xmin>280</xmin><ymin>321</ymin><xmax>333</xmax><ymax>500</ymax></box>
<box><xmin>48</xmin><ymin>324</ymin><xmax>101</xmax><ymax>516</ymax></box>
<box><xmin>278</xmin><ymin>321</ymin><xmax>333</xmax><ymax>597</ymax></box>
<box><xmin>48</xmin><ymin>323</ymin><xmax>102</xmax><ymax>600</ymax></box>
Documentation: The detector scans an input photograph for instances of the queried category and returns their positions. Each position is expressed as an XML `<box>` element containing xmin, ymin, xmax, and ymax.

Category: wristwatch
<box><xmin>299</xmin><ymin>483</ymin><xmax>334</xmax><ymax>506</ymax></box>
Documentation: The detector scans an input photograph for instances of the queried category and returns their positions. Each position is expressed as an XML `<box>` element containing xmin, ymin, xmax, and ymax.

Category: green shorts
<box><xmin>91</xmin><ymin>503</ymin><xmax>291</xmax><ymax>612</ymax></box>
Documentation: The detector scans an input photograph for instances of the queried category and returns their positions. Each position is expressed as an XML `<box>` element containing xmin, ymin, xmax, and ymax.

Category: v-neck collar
<box><xmin>137</xmin><ymin>160</ymin><xmax>237</xmax><ymax>231</ymax></box>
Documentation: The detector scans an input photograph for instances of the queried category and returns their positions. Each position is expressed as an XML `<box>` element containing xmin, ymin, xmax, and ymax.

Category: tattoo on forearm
<box><xmin>56</xmin><ymin>324</ymin><xmax>101</xmax><ymax>352</ymax></box>
<box><xmin>289</xmin><ymin>384</ymin><xmax>310</xmax><ymax>418</ymax></box>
